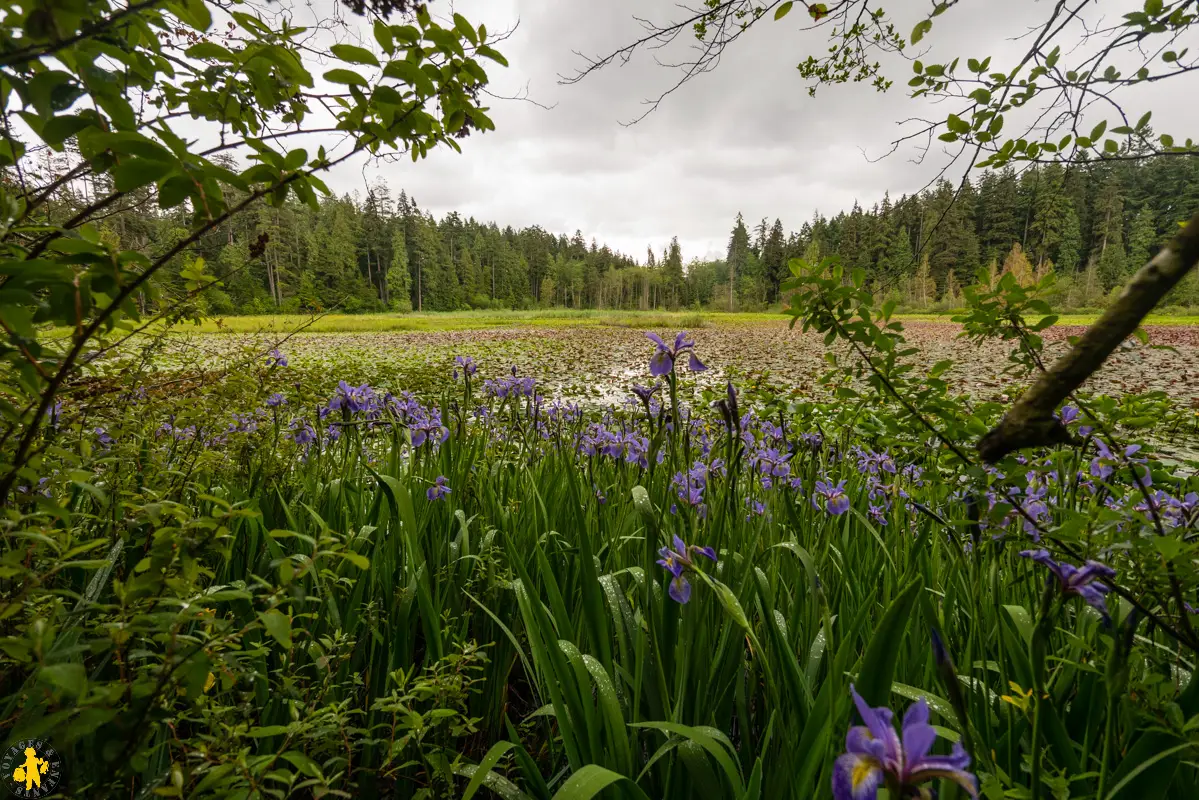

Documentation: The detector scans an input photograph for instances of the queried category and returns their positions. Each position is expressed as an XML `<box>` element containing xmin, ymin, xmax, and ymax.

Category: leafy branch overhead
<box><xmin>0</xmin><ymin>0</ymin><xmax>505</xmax><ymax>502</ymax></box>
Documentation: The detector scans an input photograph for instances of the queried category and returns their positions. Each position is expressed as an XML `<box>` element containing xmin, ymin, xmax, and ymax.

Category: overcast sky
<box><xmin>303</xmin><ymin>0</ymin><xmax>1190</xmax><ymax>263</ymax></box>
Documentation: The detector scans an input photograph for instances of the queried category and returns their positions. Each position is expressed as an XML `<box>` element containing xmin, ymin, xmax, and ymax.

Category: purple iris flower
<box><xmin>94</xmin><ymin>427</ymin><xmax>114</xmax><ymax>449</ymax></box>
<box><xmin>645</xmin><ymin>331</ymin><xmax>707</xmax><ymax>377</ymax></box>
<box><xmin>1090</xmin><ymin>440</ymin><xmax>1147</xmax><ymax>482</ymax></box>
<box><xmin>15</xmin><ymin>476</ymin><xmax>52</xmax><ymax>499</ymax></box>
<box><xmin>426</xmin><ymin>475</ymin><xmax>451</xmax><ymax>501</ymax></box>
<box><xmin>483</xmin><ymin>373</ymin><xmax>537</xmax><ymax>399</ymax></box>
<box><xmin>631</xmin><ymin>383</ymin><xmax>662</xmax><ymax>407</ymax></box>
<box><xmin>745</xmin><ymin>498</ymin><xmax>766</xmax><ymax>518</ymax></box>
<box><xmin>266</xmin><ymin>349</ymin><xmax>288</xmax><ymax>368</ymax></box>
<box><xmin>833</xmin><ymin>685</ymin><xmax>978</xmax><ymax>800</ymax></box>
<box><xmin>290</xmin><ymin>419</ymin><xmax>316</xmax><ymax>446</ymax></box>
<box><xmin>1020</xmin><ymin>549</ymin><xmax>1116</xmax><ymax>622</ymax></box>
<box><xmin>408</xmin><ymin>404</ymin><xmax>449</xmax><ymax>447</ymax></box>
<box><xmin>813</xmin><ymin>479</ymin><xmax>851</xmax><ymax>516</ymax></box>
<box><xmin>228</xmin><ymin>412</ymin><xmax>259</xmax><ymax>434</ymax></box>
<box><xmin>1057</xmin><ymin>405</ymin><xmax>1079</xmax><ymax>425</ymax></box>
<box><xmin>266</xmin><ymin>393</ymin><xmax>286</xmax><ymax>408</ymax></box>
<box><xmin>799</xmin><ymin>432</ymin><xmax>824</xmax><ymax>451</ymax></box>
<box><xmin>45</xmin><ymin>400</ymin><xmax>64</xmax><ymax>429</ymax></box>
<box><xmin>671</xmin><ymin>461</ymin><xmax>709</xmax><ymax>512</ymax></box>
<box><xmin>454</xmin><ymin>355</ymin><xmax>477</xmax><ymax>380</ymax></box>
<box><xmin>752</xmin><ymin>447</ymin><xmax>792</xmax><ymax>479</ymax></box>
<box><xmin>330</xmin><ymin>381</ymin><xmax>375</xmax><ymax>415</ymax></box>
<box><xmin>1181</xmin><ymin>493</ymin><xmax>1198</xmax><ymax>527</ymax></box>
<box><xmin>656</xmin><ymin>534</ymin><xmax>717</xmax><ymax>604</ymax></box>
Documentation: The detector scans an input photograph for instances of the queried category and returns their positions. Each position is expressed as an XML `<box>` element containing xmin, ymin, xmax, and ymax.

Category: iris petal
<box><xmin>832</xmin><ymin>753</ymin><xmax>884</xmax><ymax>800</ymax></box>
<box><xmin>672</xmin><ymin>534</ymin><xmax>688</xmax><ymax>556</ymax></box>
<box><xmin>689</xmin><ymin>352</ymin><xmax>708</xmax><ymax>372</ymax></box>
<box><xmin>649</xmin><ymin>351</ymin><xmax>673</xmax><ymax>377</ymax></box>
<box><xmin>850</xmin><ymin>686</ymin><xmax>901</xmax><ymax>766</ymax></box>
<box><xmin>901</xmin><ymin>699</ymin><xmax>936</xmax><ymax>764</ymax></box>
<box><xmin>669</xmin><ymin>575</ymin><xmax>692</xmax><ymax>604</ymax></box>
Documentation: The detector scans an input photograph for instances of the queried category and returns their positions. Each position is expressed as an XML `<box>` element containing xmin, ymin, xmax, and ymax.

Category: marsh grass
<box><xmin>5</xmin><ymin>350</ymin><xmax>1197</xmax><ymax>798</ymax></box>
<box><xmin>125</xmin><ymin>309</ymin><xmax>1199</xmax><ymax>336</ymax></box>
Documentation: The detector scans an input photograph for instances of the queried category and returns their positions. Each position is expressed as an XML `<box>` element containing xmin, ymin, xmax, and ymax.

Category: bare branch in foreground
<box><xmin>978</xmin><ymin>209</ymin><xmax>1199</xmax><ymax>463</ymax></box>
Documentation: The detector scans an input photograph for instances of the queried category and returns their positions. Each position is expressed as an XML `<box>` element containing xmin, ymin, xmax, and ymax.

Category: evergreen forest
<box><xmin>35</xmin><ymin>149</ymin><xmax>1199</xmax><ymax>315</ymax></box>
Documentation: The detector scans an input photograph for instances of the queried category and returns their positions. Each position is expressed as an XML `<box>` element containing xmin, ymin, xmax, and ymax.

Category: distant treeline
<box><xmin>25</xmin><ymin>151</ymin><xmax>1199</xmax><ymax>313</ymax></box>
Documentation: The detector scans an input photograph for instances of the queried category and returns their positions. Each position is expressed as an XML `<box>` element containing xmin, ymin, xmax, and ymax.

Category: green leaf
<box><xmin>185</xmin><ymin>42</ymin><xmax>233</xmax><ymax>61</ymax></box>
<box><xmin>340</xmin><ymin>551</ymin><xmax>370</xmax><ymax>570</ymax></box>
<box><xmin>461</xmin><ymin>741</ymin><xmax>516</xmax><ymax>800</ymax></box>
<box><xmin>37</xmin><ymin>663</ymin><xmax>86</xmax><ymax>697</ymax></box>
<box><xmin>911</xmin><ymin>19</ymin><xmax>933</xmax><ymax>44</ymax></box>
<box><xmin>258</xmin><ymin>609</ymin><xmax>292</xmax><ymax>648</ymax></box>
<box><xmin>383</xmin><ymin>60</ymin><xmax>436</xmax><ymax>96</ymax></box>
<box><xmin>630</xmin><ymin>723</ymin><xmax>743</xmax><ymax>796</ymax></box>
<box><xmin>549</xmin><ymin>765</ymin><xmax>650</xmax><ymax>800</ymax></box>
<box><xmin>283</xmin><ymin>148</ymin><xmax>308</xmax><ymax>171</ymax></box>
<box><xmin>330</xmin><ymin>43</ymin><xmax>379</xmax><ymax>67</ymax></box>
<box><xmin>169</xmin><ymin>0</ymin><xmax>213</xmax><ymax>30</ymax></box>
<box><xmin>248</xmin><ymin>725</ymin><xmax>291</xmax><ymax>738</ymax></box>
<box><xmin>774</xmin><ymin>1</ymin><xmax>794</xmax><ymax>20</ymax></box>
<box><xmin>853</xmin><ymin>578</ymin><xmax>923</xmax><ymax>708</ymax></box>
<box><xmin>281</xmin><ymin>751</ymin><xmax>321</xmax><ymax>778</ymax></box>
<box><xmin>42</xmin><ymin>114</ymin><xmax>95</xmax><ymax>147</ymax></box>
<box><xmin>113</xmin><ymin>159</ymin><xmax>174</xmax><ymax>192</ymax></box>
<box><xmin>323</xmin><ymin>68</ymin><xmax>368</xmax><ymax>85</ymax></box>
<box><xmin>476</xmin><ymin>44</ymin><xmax>508</xmax><ymax>67</ymax></box>
<box><xmin>454</xmin><ymin>13</ymin><xmax>479</xmax><ymax>45</ymax></box>
<box><xmin>373</xmin><ymin>20</ymin><xmax>395</xmax><ymax>53</ymax></box>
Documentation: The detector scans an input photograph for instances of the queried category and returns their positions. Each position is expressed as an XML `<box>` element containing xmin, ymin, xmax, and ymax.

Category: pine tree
<box><xmin>761</xmin><ymin>218</ymin><xmax>787</xmax><ymax>302</ymax></box>
<box><xmin>1029</xmin><ymin>163</ymin><xmax>1068</xmax><ymax>268</ymax></box>
<box><xmin>977</xmin><ymin>168</ymin><xmax>1021</xmax><ymax>263</ymax></box>
<box><xmin>1125</xmin><ymin>204</ymin><xmax>1157</xmax><ymax>270</ymax></box>
<box><xmin>664</xmin><ymin>236</ymin><xmax>685</xmax><ymax>308</ymax></box>
<box><xmin>926</xmin><ymin>179</ymin><xmax>980</xmax><ymax>292</ymax></box>
<box><xmin>726</xmin><ymin>213</ymin><xmax>750</xmax><ymax>311</ymax></box>
<box><xmin>388</xmin><ymin>227</ymin><xmax>412</xmax><ymax>311</ymax></box>
<box><xmin>881</xmin><ymin>225</ymin><xmax>914</xmax><ymax>276</ymax></box>
<box><xmin>411</xmin><ymin>215</ymin><xmax>445</xmax><ymax>311</ymax></box>
<box><xmin>1090</xmin><ymin>174</ymin><xmax>1127</xmax><ymax>288</ymax></box>
<box><xmin>1057</xmin><ymin>202</ymin><xmax>1082</xmax><ymax>273</ymax></box>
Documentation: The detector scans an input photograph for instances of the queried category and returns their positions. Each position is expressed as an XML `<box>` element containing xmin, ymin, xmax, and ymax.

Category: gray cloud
<box><xmin>317</xmin><ymin>0</ymin><xmax>1193</xmax><ymax>262</ymax></box>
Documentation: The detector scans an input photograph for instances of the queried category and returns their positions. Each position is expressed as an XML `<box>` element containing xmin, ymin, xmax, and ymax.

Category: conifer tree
<box><xmin>726</xmin><ymin>213</ymin><xmax>751</xmax><ymax>310</ymax></box>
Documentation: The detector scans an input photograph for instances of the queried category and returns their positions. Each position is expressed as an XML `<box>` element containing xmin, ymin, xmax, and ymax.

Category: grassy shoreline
<box><xmin>168</xmin><ymin>308</ymin><xmax>1199</xmax><ymax>334</ymax></box>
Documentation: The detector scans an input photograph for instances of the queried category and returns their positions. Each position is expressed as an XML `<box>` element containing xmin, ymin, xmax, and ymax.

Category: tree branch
<box><xmin>978</xmin><ymin>209</ymin><xmax>1199</xmax><ymax>462</ymax></box>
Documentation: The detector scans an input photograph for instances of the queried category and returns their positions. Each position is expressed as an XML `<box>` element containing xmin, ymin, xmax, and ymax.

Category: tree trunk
<box><xmin>979</xmin><ymin>210</ymin><xmax>1199</xmax><ymax>462</ymax></box>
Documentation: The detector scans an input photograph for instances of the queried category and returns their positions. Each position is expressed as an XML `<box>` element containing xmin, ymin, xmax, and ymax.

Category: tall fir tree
<box><xmin>726</xmin><ymin>213</ymin><xmax>750</xmax><ymax>311</ymax></box>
